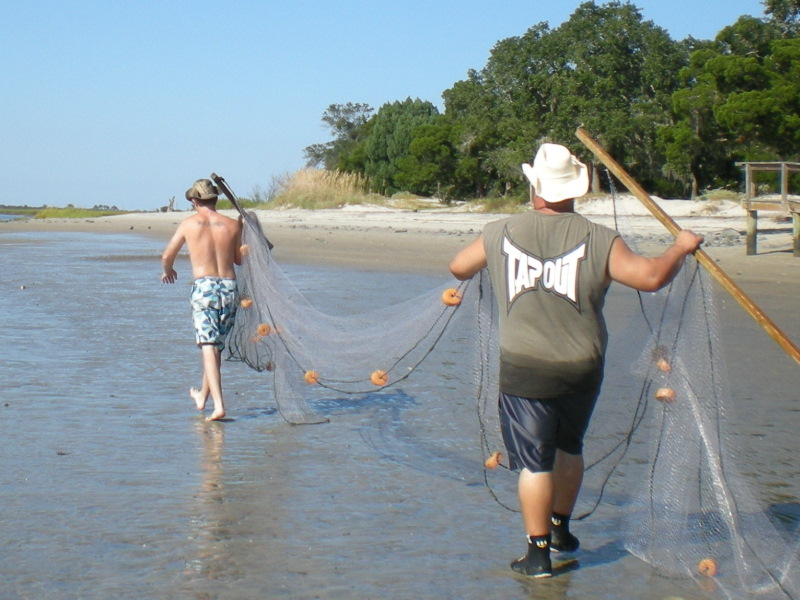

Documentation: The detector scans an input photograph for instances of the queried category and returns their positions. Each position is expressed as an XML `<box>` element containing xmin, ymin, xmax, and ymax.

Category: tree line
<box><xmin>304</xmin><ymin>0</ymin><xmax>800</xmax><ymax>201</ymax></box>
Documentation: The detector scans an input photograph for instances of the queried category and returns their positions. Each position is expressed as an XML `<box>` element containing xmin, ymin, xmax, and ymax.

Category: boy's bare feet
<box><xmin>190</xmin><ymin>387</ymin><xmax>207</xmax><ymax>411</ymax></box>
<box><xmin>206</xmin><ymin>408</ymin><xmax>226</xmax><ymax>421</ymax></box>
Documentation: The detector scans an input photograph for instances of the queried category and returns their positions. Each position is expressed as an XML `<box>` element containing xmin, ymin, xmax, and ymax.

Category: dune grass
<box><xmin>269</xmin><ymin>168</ymin><xmax>382</xmax><ymax>209</ymax></box>
<box><xmin>264</xmin><ymin>168</ymin><xmax>531</xmax><ymax>212</ymax></box>
<box><xmin>0</xmin><ymin>207</ymin><xmax>40</xmax><ymax>216</ymax></box>
<box><xmin>34</xmin><ymin>207</ymin><xmax>129</xmax><ymax>219</ymax></box>
<box><xmin>215</xmin><ymin>198</ymin><xmax>270</xmax><ymax>211</ymax></box>
<box><xmin>700</xmin><ymin>189</ymin><xmax>744</xmax><ymax>203</ymax></box>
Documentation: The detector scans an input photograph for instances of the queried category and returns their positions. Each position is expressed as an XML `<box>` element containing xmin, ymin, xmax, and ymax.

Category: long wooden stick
<box><xmin>576</xmin><ymin>127</ymin><xmax>800</xmax><ymax>366</ymax></box>
<box><xmin>211</xmin><ymin>172</ymin><xmax>275</xmax><ymax>250</ymax></box>
<box><xmin>210</xmin><ymin>173</ymin><xmax>244</xmax><ymax>215</ymax></box>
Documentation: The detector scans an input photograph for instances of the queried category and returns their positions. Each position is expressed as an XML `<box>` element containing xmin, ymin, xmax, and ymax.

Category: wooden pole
<box><xmin>575</xmin><ymin>127</ymin><xmax>800</xmax><ymax>367</ymax></box>
<box><xmin>210</xmin><ymin>173</ymin><xmax>244</xmax><ymax>215</ymax></box>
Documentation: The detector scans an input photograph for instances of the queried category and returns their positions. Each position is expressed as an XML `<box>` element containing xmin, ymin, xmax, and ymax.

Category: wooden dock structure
<box><xmin>735</xmin><ymin>161</ymin><xmax>800</xmax><ymax>256</ymax></box>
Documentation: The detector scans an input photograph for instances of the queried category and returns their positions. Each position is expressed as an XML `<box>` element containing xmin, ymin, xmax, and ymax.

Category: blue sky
<box><xmin>1</xmin><ymin>0</ymin><xmax>767</xmax><ymax>211</ymax></box>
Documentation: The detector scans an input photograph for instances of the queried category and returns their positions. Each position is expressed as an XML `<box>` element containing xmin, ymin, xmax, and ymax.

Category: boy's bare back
<box><xmin>161</xmin><ymin>207</ymin><xmax>242</xmax><ymax>284</ymax></box>
<box><xmin>181</xmin><ymin>211</ymin><xmax>242</xmax><ymax>279</ymax></box>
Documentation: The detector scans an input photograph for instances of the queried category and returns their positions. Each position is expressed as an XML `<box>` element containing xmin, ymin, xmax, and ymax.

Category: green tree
<box><xmin>547</xmin><ymin>2</ymin><xmax>687</xmax><ymax>190</ymax></box>
<box><xmin>443</xmin><ymin>68</ymin><xmax>518</xmax><ymax>196</ymax></box>
<box><xmin>764</xmin><ymin>0</ymin><xmax>800</xmax><ymax>36</ymax></box>
<box><xmin>444</xmin><ymin>22</ymin><xmax>558</xmax><ymax>195</ymax></box>
<box><xmin>392</xmin><ymin>117</ymin><xmax>462</xmax><ymax>199</ymax></box>
<box><xmin>659</xmin><ymin>17</ymin><xmax>799</xmax><ymax>196</ymax></box>
<box><xmin>305</xmin><ymin>1</ymin><xmax>796</xmax><ymax>201</ymax></box>
<box><xmin>363</xmin><ymin>98</ymin><xmax>440</xmax><ymax>194</ymax></box>
<box><xmin>715</xmin><ymin>14</ymin><xmax>781</xmax><ymax>57</ymax></box>
<box><xmin>657</xmin><ymin>67</ymin><xmax>728</xmax><ymax>197</ymax></box>
<box><xmin>715</xmin><ymin>38</ymin><xmax>800</xmax><ymax>156</ymax></box>
<box><xmin>443</xmin><ymin>2</ymin><xmax>687</xmax><ymax>196</ymax></box>
<box><xmin>303</xmin><ymin>103</ymin><xmax>373</xmax><ymax>170</ymax></box>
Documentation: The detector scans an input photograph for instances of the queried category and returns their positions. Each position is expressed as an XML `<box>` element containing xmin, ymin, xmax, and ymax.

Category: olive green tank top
<box><xmin>483</xmin><ymin>211</ymin><xmax>619</xmax><ymax>398</ymax></box>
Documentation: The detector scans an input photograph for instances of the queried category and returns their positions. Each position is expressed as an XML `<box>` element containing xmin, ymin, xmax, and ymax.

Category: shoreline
<box><xmin>1</xmin><ymin>204</ymin><xmax>796</xmax><ymax>274</ymax></box>
<box><xmin>2</xmin><ymin>205</ymin><xmax>798</xmax><ymax>360</ymax></box>
<box><xmin>1</xmin><ymin>202</ymin><xmax>795</xmax><ymax>273</ymax></box>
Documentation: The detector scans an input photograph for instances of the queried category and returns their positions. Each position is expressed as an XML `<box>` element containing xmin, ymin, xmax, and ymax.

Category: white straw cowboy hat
<box><xmin>521</xmin><ymin>143</ymin><xmax>589</xmax><ymax>203</ymax></box>
<box><xmin>185</xmin><ymin>179</ymin><xmax>219</xmax><ymax>202</ymax></box>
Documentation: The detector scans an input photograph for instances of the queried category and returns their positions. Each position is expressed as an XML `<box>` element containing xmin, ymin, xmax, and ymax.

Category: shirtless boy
<box><xmin>161</xmin><ymin>179</ymin><xmax>243</xmax><ymax>421</ymax></box>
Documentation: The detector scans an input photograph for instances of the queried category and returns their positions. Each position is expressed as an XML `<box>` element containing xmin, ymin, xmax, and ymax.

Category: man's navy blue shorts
<box><xmin>499</xmin><ymin>389</ymin><xmax>600</xmax><ymax>473</ymax></box>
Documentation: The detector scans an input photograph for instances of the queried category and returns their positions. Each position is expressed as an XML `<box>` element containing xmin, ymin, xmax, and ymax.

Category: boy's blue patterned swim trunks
<box><xmin>190</xmin><ymin>277</ymin><xmax>238</xmax><ymax>349</ymax></box>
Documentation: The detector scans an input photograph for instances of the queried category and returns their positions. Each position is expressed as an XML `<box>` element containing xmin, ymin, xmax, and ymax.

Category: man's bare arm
<box><xmin>450</xmin><ymin>235</ymin><xmax>487</xmax><ymax>280</ymax></box>
<box><xmin>608</xmin><ymin>230</ymin><xmax>703</xmax><ymax>292</ymax></box>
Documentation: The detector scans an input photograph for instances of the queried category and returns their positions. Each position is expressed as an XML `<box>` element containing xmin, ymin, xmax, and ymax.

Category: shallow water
<box><xmin>1</xmin><ymin>231</ymin><xmax>798</xmax><ymax>600</ymax></box>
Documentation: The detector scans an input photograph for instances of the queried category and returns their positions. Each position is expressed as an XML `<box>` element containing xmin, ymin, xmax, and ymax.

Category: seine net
<box><xmin>577</xmin><ymin>258</ymin><xmax>800</xmax><ymax>599</ymax></box>
<box><xmin>220</xmin><ymin>180</ymin><xmax>798</xmax><ymax>600</ymax></box>
<box><xmin>226</xmin><ymin>209</ymin><xmax>477</xmax><ymax>425</ymax></box>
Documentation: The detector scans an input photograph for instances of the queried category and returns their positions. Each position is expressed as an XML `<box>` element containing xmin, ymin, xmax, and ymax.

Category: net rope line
<box><xmin>615</xmin><ymin>194</ymin><xmax>797</xmax><ymax>598</ymax></box>
<box><xmin>214</xmin><ymin>173</ymin><xmax>799</xmax><ymax>599</ymax></box>
<box><xmin>664</xmin><ymin>282</ymin><xmax>791</xmax><ymax>596</ymax></box>
<box><xmin>241</xmin><ymin>229</ymin><xmax>468</xmax><ymax>386</ymax></box>
<box><xmin>235</xmin><ymin>217</ymin><xmax>469</xmax><ymax>393</ymax></box>
<box><xmin>474</xmin><ymin>272</ymin><xmax>518</xmax><ymax>512</ymax></box>
<box><xmin>214</xmin><ymin>173</ymin><xmax>479</xmax><ymax>424</ymax></box>
<box><xmin>570</xmin><ymin>171</ymin><xmax>704</xmax><ymax>521</ymax></box>
<box><xmin>584</xmin><ymin>176</ymin><xmax>795</xmax><ymax>597</ymax></box>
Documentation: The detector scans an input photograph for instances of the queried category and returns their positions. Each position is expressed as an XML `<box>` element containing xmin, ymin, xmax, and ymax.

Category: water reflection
<box><xmin>514</xmin><ymin>558</ymin><xmax>579</xmax><ymax>599</ymax></box>
<box><xmin>185</xmin><ymin>420</ymin><xmax>235</xmax><ymax>582</ymax></box>
<box><xmin>1</xmin><ymin>231</ymin><xmax>797</xmax><ymax>600</ymax></box>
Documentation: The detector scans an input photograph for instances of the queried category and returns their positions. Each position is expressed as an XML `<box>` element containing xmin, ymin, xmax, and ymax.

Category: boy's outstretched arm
<box><xmin>161</xmin><ymin>225</ymin><xmax>187</xmax><ymax>284</ymax></box>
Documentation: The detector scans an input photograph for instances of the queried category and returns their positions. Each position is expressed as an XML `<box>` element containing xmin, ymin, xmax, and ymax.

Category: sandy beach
<box><xmin>1</xmin><ymin>196</ymin><xmax>796</xmax><ymax>265</ymax></box>
<box><xmin>2</xmin><ymin>196</ymin><xmax>798</xmax><ymax>354</ymax></box>
<box><xmin>2</xmin><ymin>196</ymin><xmax>797</xmax><ymax>330</ymax></box>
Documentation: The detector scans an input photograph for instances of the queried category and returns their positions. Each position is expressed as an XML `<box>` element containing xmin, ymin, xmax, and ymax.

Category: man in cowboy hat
<box><xmin>449</xmin><ymin>143</ymin><xmax>703</xmax><ymax>578</ymax></box>
<box><xmin>161</xmin><ymin>179</ymin><xmax>243</xmax><ymax>421</ymax></box>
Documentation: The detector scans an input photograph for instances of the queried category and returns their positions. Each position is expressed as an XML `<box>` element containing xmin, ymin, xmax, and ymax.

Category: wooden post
<box><xmin>746</xmin><ymin>210</ymin><xmax>758</xmax><ymax>255</ymax></box>
<box><xmin>744</xmin><ymin>162</ymin><xmax>757</xmax><ymax>255</ymax></box>
<box><xmin>782</xmin><ymin>162</ymin><xmax>789</xmax><ymax>208</ymax></box>
<box><xmin>794</xmin><ymin>210</ymin><xmax>800</xmax><ymax>258</ymax></box>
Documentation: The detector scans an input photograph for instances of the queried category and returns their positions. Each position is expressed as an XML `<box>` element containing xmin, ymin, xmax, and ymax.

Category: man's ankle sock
<box><xmin>510</xmin><ymin>534</ymin><xmax>552</xmax><ymax>577</ymax></box>
<box><xmin>551</xmin><ymin>512</ymin><xmax>580</xmax><ymax>552</ymax></box>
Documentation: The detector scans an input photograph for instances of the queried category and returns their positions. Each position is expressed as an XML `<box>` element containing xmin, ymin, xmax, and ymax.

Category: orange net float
<box><xmin>698</xmin><ymin>558</ymin><xmax>718</xmax><ymax>577</ymax></box>
<box><xmin>651</xmin><ymin>346</ymin><xmax>672</xmax><ymax>372</ymax></box>
<box><xmin>257</xmin><ymin>323</ymin><xmax>271</xmax><ymax>337</ymax></box>
<box><xmin>370</xmin><ymin>370</ymin><xmax>388</xmax><ymax>386</ymax></box>
<box><xmin>441</xmin><ymin>288</ymin><xmax>462</xmax><ymax>306</ymax></box>
<box><xmin>304</xmin><ymin>370</ymin><xmax>319</xmax><ymax>385</ymax></box>
<box><xmin>240</xmin><ymin>298</ymin><xmax>253</xmax><ymax>309</ymax></box>
<box><xmin>484</xmin><ymin>451</ymin><xmax>503</xmax><ymax>470</ymax></box>
<box><xmin>656</xmin><ymin>388</ymin><xmax>676</xmax><ymax>403</ymax></box>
